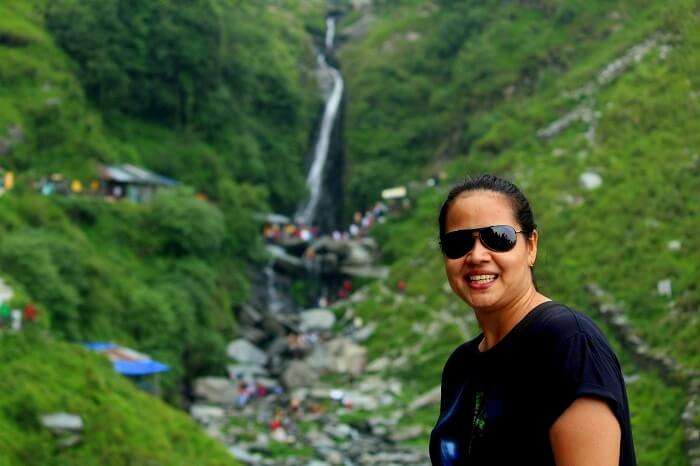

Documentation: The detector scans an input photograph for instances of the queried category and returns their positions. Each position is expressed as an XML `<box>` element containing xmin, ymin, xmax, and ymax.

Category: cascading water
<box><xmin>296</xmin><ymin>16</ymin><xmax>344</xmax><ymax>226</ymax></box>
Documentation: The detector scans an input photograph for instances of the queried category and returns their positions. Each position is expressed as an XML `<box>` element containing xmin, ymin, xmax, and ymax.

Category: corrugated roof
<box><xmin>99</xmin><ymin>164</ymin><xmax>178</xmax><ymax>186</ymax></box>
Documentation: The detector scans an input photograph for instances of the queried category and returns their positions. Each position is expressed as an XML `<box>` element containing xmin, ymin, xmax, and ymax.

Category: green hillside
<box><xmin>336</xmin><ymin>0</ymin><xmax>699</xmax><ymax>464</ymax></box>
<box><xmin>0</xmin><ymin>333</ymin><xmax>237</xmax><ymax>466</ymax></box>
<box><xmin>0</xmin><ymin>0</ymin><xmax>324</xmax><ymax>464</ymax></box>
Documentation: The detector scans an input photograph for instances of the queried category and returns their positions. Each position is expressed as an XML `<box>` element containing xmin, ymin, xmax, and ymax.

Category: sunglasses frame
<box><xmin>440</xmin><ymin>224</ymin><xmax>525</xmax><ymax>259</ymax></box>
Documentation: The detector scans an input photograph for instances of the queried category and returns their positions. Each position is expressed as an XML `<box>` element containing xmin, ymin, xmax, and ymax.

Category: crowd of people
<box><xmin>262</xmin><ymin>200</ymin><xmax>392</xmax><ymax>245</ymax></box>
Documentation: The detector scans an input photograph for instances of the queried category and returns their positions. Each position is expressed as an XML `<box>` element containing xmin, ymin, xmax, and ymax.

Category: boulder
<box><xmin>340</xmin><ymin>265</ymin><xmax>389</xmax><ymax>280</ymax></box>
<box><xmin>408</xmin><ymin>385</ymin><xmax>441</xmax><ymax>410</ymax></box>
<box><xmin>300</xmin><ymin>308</ymin><xmax>336</xmax><ymax>332</ymax></box>
<box><xmin>190</xmin><ymin>404</ymin><xmax>226</xmax><ymax>425</ymax></box>
<box><xmin>282</xmin><ymin>360</ymin><xmax>319</xmax><ymax>388</ymax></box>
<box><xmin>580</xmin><ymin>171</ymin><xmax>602</xmax><ymax>190</ymax></box>
<box><xmin>309</xmin><ymin>338</ymin><xmax>367</xmax><ymax>376</ymax></box>
<box><xmin>193</xmin><ymin>377</ymin><xmax>237</xmax><ymax>405</ymax></box>
<box><xmin>40</xmin><ymin>413</ymin><xmax>83</xmax><ymax>432</ymax></box>
<box><xmin>227</xmin><ymin>364</ymin><xmax>268</xmax><ymax>381</ymax></box>
<box><xmin>266</xmin><ymin>244</ymin><xmax>304</xmax><ymax>273</ymax></box>
<box><xmin>226</xmin><ymin>339</ymin><xmax>268</xmax><ymax>366</ymax></box>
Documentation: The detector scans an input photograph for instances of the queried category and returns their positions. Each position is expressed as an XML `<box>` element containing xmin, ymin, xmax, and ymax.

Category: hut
<box><xmin>99</xmin><ymin>164</ymin><xmax>177</xmax><ymax>202</ymax></box>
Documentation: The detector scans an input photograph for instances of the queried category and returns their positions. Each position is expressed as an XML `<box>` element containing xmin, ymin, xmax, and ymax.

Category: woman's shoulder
<box><xmin>530</xmin><ymin>301</ymin><xmax>609</xmax><ymax>346</ymax></box>
<box><xmin>530</xmin><ymin>301</ymin><xmax>607</xmax><ymax>352</ymax></box>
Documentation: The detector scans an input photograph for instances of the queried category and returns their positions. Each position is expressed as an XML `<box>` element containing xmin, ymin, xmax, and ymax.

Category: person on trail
<box><xmin>430</xmin><ymin>174</ymin><xmax>635</xmax><ymax>466</ymax></box>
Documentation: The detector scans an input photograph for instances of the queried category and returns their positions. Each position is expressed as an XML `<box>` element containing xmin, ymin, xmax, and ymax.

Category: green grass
<box><xmin>0</xmin><ymin>332</ymin><xmax>239</xmax><ymax>466</ymax></box>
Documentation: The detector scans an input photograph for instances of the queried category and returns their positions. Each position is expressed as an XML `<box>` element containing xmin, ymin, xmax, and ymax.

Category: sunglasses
<box><xmin>440</xmin><ymin>225</ymin><xmax>525</xmax><ymax>259</ymax></box>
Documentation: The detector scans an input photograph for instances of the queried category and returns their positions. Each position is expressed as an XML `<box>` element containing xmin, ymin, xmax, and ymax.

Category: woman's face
<box><xmin>443</xmin><ymin>190</ymin><xmax>538</xmax><ymax>313</ymax></box>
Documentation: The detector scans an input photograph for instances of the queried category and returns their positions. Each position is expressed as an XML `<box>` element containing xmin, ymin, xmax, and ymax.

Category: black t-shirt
<box><xmin>429</xmin><ymin>301</ymin><xmax>636</xmax><ymax>465</ymax></box>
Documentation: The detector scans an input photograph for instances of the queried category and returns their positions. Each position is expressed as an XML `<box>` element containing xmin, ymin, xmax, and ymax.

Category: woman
<box><xmin>429</xmin><ymin>174</ymin><xmax>636</xmax><ymax>465</ymax></box>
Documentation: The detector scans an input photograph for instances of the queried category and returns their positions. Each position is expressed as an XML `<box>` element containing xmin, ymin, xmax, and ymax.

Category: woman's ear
<box><xmin>527</xmin><ymin>229</ymin><xmax>538</xmax><ymax>267</ymax></box>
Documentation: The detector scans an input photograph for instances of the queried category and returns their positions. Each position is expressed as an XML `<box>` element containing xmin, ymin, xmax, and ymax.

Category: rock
<box><xmin>352</xmin><ymin>322</ymin><xmax>376</xmax><ymax>342</ymax></box>
<box><xmin>408</xmin><ymin>385</ymin><xmax>441</xmax><ymax>410</ymax></box>
<box><xmin>229</xmin><ymin>446</ymin><xmax>263</xmax><ymax>463</ymax></box>
<box><xmin>56</xmin><ymin>434</ymin><xmax>82</xmax><ymax>448</ymax></box>
<box><xmin>0</xmin><ymin>277</ymin><xmax>14</xmax><ymax>302</ymax></box>
<box><xmin>657</xmin><ymin>278</ymin><xmax>672</xmax><ymax>296</ymax></box>
<box><xmin>40</xmin><ymin>413</ymin><xmax>83</xmax><ymax>432</ymax></box>
<box><xmin>227</xmin><ymin>339</ymin><xmax>268</xmax><ymax>366</ymax></box>
<box><xmin>240</xmin><ymin>304</ymin><xmax>263</xmax><ymax>324</ymax></box>
<box><xmin>340</xmin><ymin>390</ymin><xmax>380</xmax><ymax>410</ymax></box>
<box><xmin>324</xmin><ymin>423</ymin><xmax>358</xmax><ymax>440</ymax></box>
<box><xmin>580</xmin><ymin>171</ymin><xmax>602</xmax><ymax>190</ymax></box>
<box><xmin>266</xmin><ymin>244</ymin><xmax>304</xmax><ymax>272</ymax></box>
<box><xmin>366</xmin><ymin>356</ymin><xmax>390</xmax><ymax>373</ymax></box>
<box><xmin>339</xmin><ymin>265</ymin><xmax>389</xmax><ymax>279</ymax></box>
<box><xmin>300</xmin><ymin>309</ymin><xmax>336</xmax><ymax>332</ymax></box>
<box><xmin>345</xmin><ymin>241</ymin><xmax>373</xmax><ymax>266</ymax></box>
<box><xmin>193</xmin><ymin>377</ymin><xmax>237</xmax><ymax>404</ymax></box>
<box><xmin>239</xmin><ymin>325</ymin><xmax>267</xmax><ymax>343</ymax></box>
<box><xmin>667</xmin><ymin>240</ymin><xmax>682</xmax><ymax>251</ymax></box>
<box><xmin>190</xmin><ymin>404</ymin><xmax>226</xmax><ymax>424</ymax></box>
<box><xmin>322</xmin><ymin>338</ymin><xmax>367</xmax><ymax>376</ymax></box>
<box><xmin>227</xmin><ymin>364</ymin><xmax>268</xmax><ymax>381</ymax></box>
<box><xmin>389</xmin><ymin>425</ymin><xmax>424</xmax><ymax>442</ymax></box>
<box><xmin>282</xmin><ymin>360</ymin><xmax>319</xmax><ymax>388</ymax></box>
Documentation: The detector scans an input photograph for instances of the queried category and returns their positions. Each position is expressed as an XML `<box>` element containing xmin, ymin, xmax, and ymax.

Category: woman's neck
<box><xmin>476</xmin><ymin>289</ymin><xmax>550</xmax><ymax>352</ymax></box>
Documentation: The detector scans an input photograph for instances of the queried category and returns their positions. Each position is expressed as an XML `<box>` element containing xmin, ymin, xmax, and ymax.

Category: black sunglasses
<box><xmin>440</xmin><ymin>225</ymin><xmax>525</xmax><ymax>259</ymax></box>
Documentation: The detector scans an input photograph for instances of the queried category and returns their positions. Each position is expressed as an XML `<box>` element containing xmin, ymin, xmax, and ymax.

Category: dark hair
<box><xmin>437</xmin><ymin>174</ymin><xmax>539</xmax><ymax>287</ymax></box>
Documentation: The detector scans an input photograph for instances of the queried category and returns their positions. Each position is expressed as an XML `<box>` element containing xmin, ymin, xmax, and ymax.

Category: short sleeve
<box><xmin>546</xmin><ymin>331</ymin><xmax>627</xmax><ymax>427</ymax></box>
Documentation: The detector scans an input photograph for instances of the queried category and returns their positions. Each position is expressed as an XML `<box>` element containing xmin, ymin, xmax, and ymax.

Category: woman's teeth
<box><xmin>469</xmin><ymin>274</ymin><xmax>497</xmax><ymax>283</ymax></box>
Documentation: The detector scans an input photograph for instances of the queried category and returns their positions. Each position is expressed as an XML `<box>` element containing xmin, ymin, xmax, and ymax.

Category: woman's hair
<box><xmin>437</xmin><ymin>174</ymin><xmax>539</xmax><ymax>286</ymax></box>
<box><xmin>438</xmin><ymin>174</ymin><xmax>537</xmax><ymax>237</ymax></box>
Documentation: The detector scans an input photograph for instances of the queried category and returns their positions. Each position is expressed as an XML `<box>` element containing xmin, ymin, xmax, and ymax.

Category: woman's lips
<box><xmin>465</xmin><ymin>273</ymin><xmax>498</xmax><ymax>290</ymax></box>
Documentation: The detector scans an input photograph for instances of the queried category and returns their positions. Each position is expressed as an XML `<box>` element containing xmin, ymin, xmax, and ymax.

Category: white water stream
<box><xmin>296</xmin><ymin>16</ymin><xmax>344</xmax><ymax>226</ymax></box>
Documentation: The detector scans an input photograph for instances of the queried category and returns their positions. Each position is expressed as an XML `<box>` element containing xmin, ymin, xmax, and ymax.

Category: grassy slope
<box><xmin>0</xmin><ymin>1</ymin><xmax>324</xmax><ymax>464</ymax></box>
<box><xmin>0</xmin><ymin>332</ymin><xmax>237</xmax><ymax>466</ymax></box>
<box><xmin>337</xmin><ymin>0</ymin><xmax>698</xmax><ymax>464</ymax></box>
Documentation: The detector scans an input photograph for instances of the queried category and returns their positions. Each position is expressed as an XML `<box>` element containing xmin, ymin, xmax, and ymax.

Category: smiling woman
<box><xmin>429</xmin><ymin>174</ymin><xmax>636</xmax><ymax>466</ymax></box>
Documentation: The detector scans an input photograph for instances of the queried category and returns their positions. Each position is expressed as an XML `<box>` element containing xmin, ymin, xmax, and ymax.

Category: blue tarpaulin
<box><xmin>113</xmin><ymin>359</ymin><xmax>170</xmax><ymax>376</ymax></box>
<box><xmin>84</xmin><ymin>342</ymin><xmax>169</xmax><ymax>377</ymax></box>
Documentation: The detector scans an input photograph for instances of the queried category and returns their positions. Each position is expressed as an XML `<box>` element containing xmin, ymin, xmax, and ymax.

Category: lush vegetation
<box><xmin>0</xmin><ymin>0</ymin><xmax>325</xmax><ymax>463</ymax></box>
<box><xmin>0</xmin><ymin>333</ymin><xmax>237</xmax><ymax>466</ymax></box>
<box><xmin>336</xmin><ymin>0</ymin><xmax>699</xmax><ymax>464</ymax></box>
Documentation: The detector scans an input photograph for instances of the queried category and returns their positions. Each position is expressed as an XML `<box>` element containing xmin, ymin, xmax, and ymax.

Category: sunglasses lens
<box><xmin>441</xmin><ymin>231</ymin><xmax>476</xmax><ymax>259</ymax></box>
<box><xmin>481</xmin><ymin>225</ymin><xmax>517</xmax><ymax>252</ymax></box>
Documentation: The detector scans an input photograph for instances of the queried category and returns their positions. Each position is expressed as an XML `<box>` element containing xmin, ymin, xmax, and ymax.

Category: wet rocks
<box><xmin>282</xmin><ymin>360</ymin><xmax>319</xmax><ymax>388</ymax></box>
<box><xmin>300</xmin><ymin>309</ymin><xmax>336</xmax><ymax>332</ymax></box>
<box><xmin>193</xmin><ymin>377</ymin><xmax>238</xmax><ymax>405</ymax></box>
<box><xmin>227</xmin><ymin>339</ymin><xmax>269</xmax><ymax>366</ymax></box>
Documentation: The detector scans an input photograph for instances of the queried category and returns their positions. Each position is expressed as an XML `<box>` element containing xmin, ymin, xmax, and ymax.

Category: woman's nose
<box><xmin>468</xmin><ymin>236</ymin><xmax>491</xmax><ymax>263</ymax></box>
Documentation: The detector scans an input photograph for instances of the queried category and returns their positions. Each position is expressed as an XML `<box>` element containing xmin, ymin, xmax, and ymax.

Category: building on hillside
<box><xmin>84</xmin><ymin>342</ymin><xmax>169</xmax><ymax>395</ymax></box>
<box><xmin>98</xmin><ymin>164</ymin><xmax>178</xmax><ymax>202</ymax></box>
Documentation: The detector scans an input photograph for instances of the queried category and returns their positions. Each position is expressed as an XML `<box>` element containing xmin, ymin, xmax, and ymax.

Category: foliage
<box><xmin>0</xmin><ymin>333</ymin><xmax>238</xmax><ymax>466</ymax></box>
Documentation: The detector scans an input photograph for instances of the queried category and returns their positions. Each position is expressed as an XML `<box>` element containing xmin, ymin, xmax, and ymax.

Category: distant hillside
<box><xmin>336</xmin><ymin>0</ymin><xmax>699</xmax><ymax>464</ymax></box>
<box><xmin>0</xmin><ymin>0</ymin><xmax>326</xmax><ymax>464</ymax></box>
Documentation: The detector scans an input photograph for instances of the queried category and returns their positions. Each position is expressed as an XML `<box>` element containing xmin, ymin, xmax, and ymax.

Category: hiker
<box><xmin>430</xmin><ymin>174</ymin><xmax>635</xmax><ymax>465</ymax></box>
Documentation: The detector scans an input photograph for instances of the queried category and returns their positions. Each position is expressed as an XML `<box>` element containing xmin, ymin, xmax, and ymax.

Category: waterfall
<box><xmin>296</xmin><ymin>16</ymin><xmax>344</xmax><ymax>226</ymax></box>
